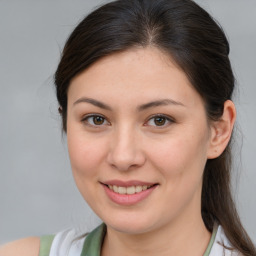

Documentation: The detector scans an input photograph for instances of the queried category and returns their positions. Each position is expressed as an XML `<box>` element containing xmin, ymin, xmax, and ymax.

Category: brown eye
<box><xmin>146</xmin><ymin>115</ymin><xmax>174</xmax><ymax>127</ymax></box>
<box><xmin>83</xmin><ymin>115</ymin><xmax>108</xmax><ymax>126</ymax></box>
<box><xmin>93</xmin><ymin>116</ymin><xmax>105</xmax><ymax>125</ymax></box>
<box><xmin>154</xmin><ymin>117</ymin><xmax>166</xmax><ymax>126</ymax></box>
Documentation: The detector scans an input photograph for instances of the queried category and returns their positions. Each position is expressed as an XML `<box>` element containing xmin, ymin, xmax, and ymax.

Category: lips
<box><xmin>101</xmin><ymin>180</ymin><xmax>158</xmax><ymax>205</ymax></box>
<box><xmin>107</xmin><ymin>184</ymin><xmax>154</xmax><ymax>195</ymax></box>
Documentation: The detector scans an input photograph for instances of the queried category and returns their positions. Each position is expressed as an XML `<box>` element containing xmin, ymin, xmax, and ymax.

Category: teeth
<box><xmin>107</xmin><ymin>185</ymin><xmax>153</xmax><ymax>195</ymax></box>
<box><xmin>135</xmin><ymin>186</ymin><xmax>142</xmax><ymax>193</ymax></box>
<box><xmin>118</xmin><ymin>186</ymin><xmax>126</xmax><ymax>194</ymax></box>
<box><xmin>127</xmin><ymin>186</ymin><xmax>135</xmax><ymax>195</ymax></box>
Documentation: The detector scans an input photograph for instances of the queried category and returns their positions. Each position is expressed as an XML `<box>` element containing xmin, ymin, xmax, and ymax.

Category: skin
<box><xmin>66</xmin><ymin>47</ymin><xmax>235</xmax><ymax>256</ymax></box>
<box><xmin>0</xmin><ymin>237</ymin><xmax>39</xmax><ymax>256</ymax></box>
<box><xmin>0</xmin><ymin>47</ymin><xmax>236</xmax><ymax>256</ymax></box>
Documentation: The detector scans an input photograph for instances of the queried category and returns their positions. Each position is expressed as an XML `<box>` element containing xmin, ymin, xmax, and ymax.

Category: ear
<box><xmin>58</xmin><ymin>106</ymin><xmax>63</xmax><ymax>114</ymax></box>
<box><xmin>207</xmin><ymin>100</ymin><xmax>236</xmax><ymax>159</ymax></box>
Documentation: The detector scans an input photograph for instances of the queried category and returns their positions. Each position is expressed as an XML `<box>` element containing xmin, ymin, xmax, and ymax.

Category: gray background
<box><xmin>0</xmin><ymin>0</ymin><xmax>255</xmax><ymax>244</ymax></box>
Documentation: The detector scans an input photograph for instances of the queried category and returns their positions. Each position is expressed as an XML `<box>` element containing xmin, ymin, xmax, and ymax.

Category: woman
<box><xmin>1</xmin><ymin>0</ymin><xmax>255</xmax><ymax>255</ymax></box>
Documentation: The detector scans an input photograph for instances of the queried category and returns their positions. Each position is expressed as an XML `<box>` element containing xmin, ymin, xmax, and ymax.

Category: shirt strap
<box><xmin>39</xmin><ymin>235</ymin><xmax>55</xmax><ymax>256</ymax></box>
<box><xmin>80</xmin><ymin>223</ymin><xmax>106</xmax><ymax>256</ymax></box>
<box><xmin>80</xmin><ymin>222</ymin><xmax>219</xmax><ymax>256</ymax></box>
<box><xmin>203</xmin><ymin>222</ymin><xmax>219</xmax><ymax>256</ymax></box>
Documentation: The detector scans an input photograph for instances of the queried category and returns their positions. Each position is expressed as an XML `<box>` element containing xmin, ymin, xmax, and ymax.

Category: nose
<box><xmin>107</xmin><ymin>126</ymin><xmax>146</xmax><ymax>171</ymax></box>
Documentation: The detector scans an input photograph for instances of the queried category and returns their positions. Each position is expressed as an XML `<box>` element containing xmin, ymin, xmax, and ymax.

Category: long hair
<box><xmin>54</xmin><ymin>0</ymin><xmax>256</xmax><ymax>254</ymax></box>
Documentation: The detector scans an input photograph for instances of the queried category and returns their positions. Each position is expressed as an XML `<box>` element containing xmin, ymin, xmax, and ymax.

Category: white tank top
<box><xmin>46</xmin><ymin>224</ymin><xmax>239</xmax><ymax>256</ymax></box>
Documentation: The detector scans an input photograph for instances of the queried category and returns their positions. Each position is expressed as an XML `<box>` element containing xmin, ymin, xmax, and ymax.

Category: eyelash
<box><xmin>145</xmin><ymin>114</ymin><xmax>175</xmax><ymax>128</ymax></box>
<box><xmin>81</xmin><ymin>114</ymin><xmax>175</xmax><ymax>128</ymax></box>
<box><xmin>81</xmin><ymin>114</ymin><xmax>110</xmax><ymax>127</ymax></box>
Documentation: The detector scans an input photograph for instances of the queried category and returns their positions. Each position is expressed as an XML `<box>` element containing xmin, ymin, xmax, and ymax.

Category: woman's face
<box><xmin>67</xmin><ymin>47</ymin><xmax>213</xmax><ymax>234</ymax></box>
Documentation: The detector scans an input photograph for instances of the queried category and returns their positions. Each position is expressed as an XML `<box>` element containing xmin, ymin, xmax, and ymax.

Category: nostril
<box><xmin>107</xmin><ymin>148</ymin><xmax>146</xmax><ymax>172</ymax></box>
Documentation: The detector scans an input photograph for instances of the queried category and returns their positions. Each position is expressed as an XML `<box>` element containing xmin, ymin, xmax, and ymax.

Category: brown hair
<box><xmin>55</xmin><ymin>0</ymin><xmax>256</xmax><ymax>254</ymax></box>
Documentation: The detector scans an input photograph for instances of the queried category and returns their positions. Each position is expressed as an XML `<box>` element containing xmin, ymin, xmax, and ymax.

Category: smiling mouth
<box><xmin>105</xmin><ymin>184</ymin><xmax>157</xmax><ymax>195</ymax></box>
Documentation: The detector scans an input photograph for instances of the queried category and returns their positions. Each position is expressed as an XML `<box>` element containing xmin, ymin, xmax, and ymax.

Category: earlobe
<box><xmin>207</xmin><ymin>100</ymin><xmax>236</xmax><ymax>159</ymax></box>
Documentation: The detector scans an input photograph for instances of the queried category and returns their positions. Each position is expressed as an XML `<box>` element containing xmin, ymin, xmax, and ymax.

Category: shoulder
<box><xmin>0</xmin><ymin>229</ymin><xmax>87</xmax><ymax>256</ymax></box>
<box><xmin>0</xmin><ymin>237</ymin><xmax>40</xmax><ymax>256</ymax></box>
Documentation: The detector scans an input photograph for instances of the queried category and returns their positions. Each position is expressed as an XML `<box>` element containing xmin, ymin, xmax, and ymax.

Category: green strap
<box><xmin>80</xmin><ymin>222</ymin><xmax>218</xmax><ymax>256</ymax></box>
<box><xmin>39</xmin><ymin>235</ymin><xmax>55</xmax><ymax>256</ymax></box>
<box><xmin>203</xmin><ymin>223</ymin><xmax>218</xmax><ymax>256</ymax></box>
<box><xmin>80</xmin><ymin>223</ymin><xmax>106</xmax><ymax>256</ymax></box>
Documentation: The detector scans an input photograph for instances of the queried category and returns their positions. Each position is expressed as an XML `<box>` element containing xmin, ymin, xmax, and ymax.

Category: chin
<box><xmin>100</xmin><ymin>211</ymin><xmax>160</xmax><ymax>235</ymax></box>
<box><xmin>108</xmin><ymin>222</ymin><xmax>153</xmax><ymax>235</ymax></box>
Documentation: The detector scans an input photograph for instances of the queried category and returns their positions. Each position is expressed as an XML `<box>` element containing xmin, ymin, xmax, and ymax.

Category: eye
<box><xmin>82</xmin><ymin>114</ymin><xmax>109</xmax><ymax>126</ymax></box>
<box><xmin>146</xmin><ymin>115</ymin><xmax>174</xmax><ymax>127</ymax></box>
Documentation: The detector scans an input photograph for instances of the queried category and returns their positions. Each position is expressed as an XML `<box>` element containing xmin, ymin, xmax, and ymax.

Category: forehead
<box><xmin>68</xmin><ymin>47</ymin><xmax>203</xmax><ymax>109</ymax></box>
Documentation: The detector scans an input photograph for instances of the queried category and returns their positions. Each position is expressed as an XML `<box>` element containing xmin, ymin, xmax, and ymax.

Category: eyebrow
<box><xmin>73</xmin><ymin>97</ymin><xmax>185</xmax><ymax>111</ymax></box>
<box><xmin>137</xmin><ymin>99</ymin><xmax>185</xmax><ymax>111</ymax></box>
<box><xmin>73</xmin><ymin>97</ymin><xmax>112</xmax><ymax>110</ymax></box>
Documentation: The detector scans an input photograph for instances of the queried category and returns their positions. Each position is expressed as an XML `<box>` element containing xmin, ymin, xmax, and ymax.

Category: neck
<box><xmin>101</xmin><ymin>215</ymin><xmax>211</xmax><ymax>256</ymax></box>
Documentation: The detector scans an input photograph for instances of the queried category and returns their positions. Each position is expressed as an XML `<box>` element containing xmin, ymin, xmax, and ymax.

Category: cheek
<box><xmin>67</xmin><ymin>128</ymin><xmax>106</xmax><ymax>179</ymax></box>
<box><xmin>147</xmin><ymin>131</ymin><xmax>209</xmax><ymax>180</ymax></box>
<box><xmin>146</xmin><ymin>133</ymin><xmax>209</xmax><ymax>217</ymax></box>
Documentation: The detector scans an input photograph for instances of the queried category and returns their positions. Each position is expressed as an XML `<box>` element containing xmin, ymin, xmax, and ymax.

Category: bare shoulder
<box><xmin>0</xmin><ymin>237</ymin><xmax>40</xmax><ymax>256</ymax></box>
